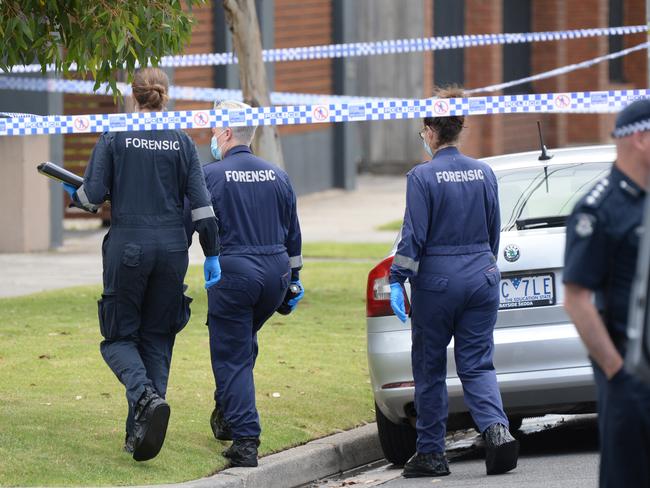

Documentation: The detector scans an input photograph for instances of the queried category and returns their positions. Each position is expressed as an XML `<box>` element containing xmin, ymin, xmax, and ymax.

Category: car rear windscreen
<box><xmin>498</xmin><ymin>162</ymin><xmax>612</xmax><ymax>231</ymax></box>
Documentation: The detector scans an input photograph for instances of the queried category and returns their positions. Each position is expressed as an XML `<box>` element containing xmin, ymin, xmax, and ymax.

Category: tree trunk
<box><xmin>222</xmin><ymin>0</ymin><xmax>285</xmax><ymax>169</ymax></box>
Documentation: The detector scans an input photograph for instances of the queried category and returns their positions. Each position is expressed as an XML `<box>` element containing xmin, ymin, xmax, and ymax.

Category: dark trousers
<box><xmin>410</xmin><ymin>252</ymin><xmax>508</xmax><ymax>454</ymax></box>
<box><xmin>98</xmin><ymin>227</ymin><xmax>191</xmax><ymax>434</ymax></box>
<box><xmin>592</xmin><ymin>361</ymin><xmax>650</xmax><ymax>487</ymax></box>
<box><xmin>207</xmin><ymin>253</ymin><xmax>290</xmax><ymax>439</ymax></box>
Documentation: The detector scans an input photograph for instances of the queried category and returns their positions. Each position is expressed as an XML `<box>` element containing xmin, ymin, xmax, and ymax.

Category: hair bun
<box><xmin>132</xmin><ymin>68</ymin><xmax>170</xmax><ymax>110</ymax></box>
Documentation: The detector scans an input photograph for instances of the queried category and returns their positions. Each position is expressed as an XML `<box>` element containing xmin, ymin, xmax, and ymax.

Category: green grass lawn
<box><xmin>375</xmin><ymin>220</ymin><xmax>403</xmax><ymax>232</ymax></box>
<box><xmin>302</xmin><ymin>242</ymin><xmax>392</xmax><ymax>260</ymax></box>
<box><xmin>0</xmin><ymin>261</ymin><xmax>375</xmax><ymax>486</ymax></box>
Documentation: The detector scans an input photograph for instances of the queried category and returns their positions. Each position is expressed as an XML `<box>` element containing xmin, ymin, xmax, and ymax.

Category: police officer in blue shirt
<box><xmin>65</xmin><ymin>68</ymin><xmax>221</xmax><ymax>462</ymax></box>
<box><xmin>389</xmin><ymin>88</ymin><xmax>518</xmax><ymax>478</ymax></box>
<box><xmin>185</xmin><ymin>100</ymin><xmax>304</xmax><ymax>467</ymax></box>
<box><xmin>564</xmin><ymin>99</ymin><xmax>650</xmax><ymax>487</ymax></box>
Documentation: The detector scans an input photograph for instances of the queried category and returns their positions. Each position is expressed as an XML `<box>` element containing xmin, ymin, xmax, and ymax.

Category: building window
<box><xmin>609</xmin><ymin>0</ymin><xmax>625</xmax><ymax>83</ymax></box>
<box><xmin>434</xmin><ymin>0</ymin><xmax>465</xmax><ymax>87</ymax></box>
<box><xmin>502</xmin><ymin>0</ymin><xmax>532</xmax><ymax>94</ymax></box>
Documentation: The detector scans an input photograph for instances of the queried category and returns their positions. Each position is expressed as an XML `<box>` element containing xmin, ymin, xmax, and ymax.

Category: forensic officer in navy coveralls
<box><xmin>185</xmin><ymin>100</ymin><xmax>304</xmax><ymax>467</ymax></box>
<box><xmin>389</xmin><ymin>87</ymin><xmax>519</xmax><ymax>478</ymax></box>
<box><xmin>65</xmin><ymin>68</ymin><xmax>221</xmax><ymax>462</ymax></box>
<box><xmin>564</xmin><ymin>99</ymin><xmax>650</xmax><ymax>487</ymax></box>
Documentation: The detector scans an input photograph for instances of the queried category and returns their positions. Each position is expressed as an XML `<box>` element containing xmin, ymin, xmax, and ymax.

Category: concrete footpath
<box><xmin>137</xmin><ymin>423</ymin><xmax>383</xmax><ymax>488</ymax></box>
<box><xmin>0</xmin><ymin>175</ymin><xmax>405</xmax><ymax>298</ymax></box>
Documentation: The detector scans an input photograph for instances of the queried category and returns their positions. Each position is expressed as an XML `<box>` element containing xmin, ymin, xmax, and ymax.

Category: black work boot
<box><xmin>402</xmin><ymin>452</ymin><xmax>450</xmax><ymax>478</ymax></box>
<box><xmin>210</xmin><ymin>404</ymin><xmax>233</xmax><ymax>441</ymax></box>
<box><xmin>131</xmin><ymin>387</ymin><xmax>171</xmax><ymax>462</ymax></box>
<box><xmin>123</xmin><ymin>432</ymin><xmax>135</xmax><ymax>454</ymax></box>
<box><xmin>222</xmin><ymin>437</ymin><xmax>260</xmax><ymax>467</ymax></box>
<box><xmin>482</xmin><ymin>423</ymin><xmax>519</xmax><ymax>475</ymax></box>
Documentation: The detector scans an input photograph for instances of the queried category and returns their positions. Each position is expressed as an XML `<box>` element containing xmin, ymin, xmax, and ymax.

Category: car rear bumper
<box><xmin>367</xmin><ymin>318</ymin><xmax>596</xmax><ymax>424</ymax></box>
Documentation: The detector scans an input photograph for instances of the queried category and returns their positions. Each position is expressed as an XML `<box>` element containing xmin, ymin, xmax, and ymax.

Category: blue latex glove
<box><xmin>62</xmin><ymin>183</ymin><xmax>77</xmax><ymax>197</ymax></box>
<box><xmin>287</xmin><ymin>280</ymin><xmax>305</xmax><ymax>310</ymax></box>
<box><xmin>204</xmin><ymin>256</ymin><xmax>221</xmax><ymax>289</ymax></box>
<box><xmin>390</xmin><ymin>282</ymin><xmax>407</xmax><ymax>323</ymax></box>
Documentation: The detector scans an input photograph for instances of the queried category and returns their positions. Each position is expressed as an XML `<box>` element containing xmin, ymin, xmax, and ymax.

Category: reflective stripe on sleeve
<box><xmin>191</xmin><ymin>205</ymin><xmax>215</xmax><ymax>222</ymax></box>
<box><xmin>289</xmin><ymin>255</ymin><xmax>303</xmax><ymax>268</ymax></box>
<box><xmin>76</xmin><ymin>185</ymin><xmax>98</xmax><ymax>211</ymax></box>
<box><xmin>393</xmin><ymin>254</ymin><xmax>419</xmax><ymax>273</ymax></box>
<box><xmin>77</xmin><ymin>185</ymin><xmax>90</xmax><ymax>205</ymax></box>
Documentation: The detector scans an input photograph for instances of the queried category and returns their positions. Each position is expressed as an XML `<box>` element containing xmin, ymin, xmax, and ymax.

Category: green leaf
<box><xmin>116</xmin><ymin>33</ymin><xmax>126</xmax><ymax>53</ymax></box>
<box><xmin>0</xmin><ymin>0</ymin><xmax>203</xmax><ymax>96</ymax></box>
<box><xmin>126</xmin><ymin>22</ymin><xmax>142</xmax><ymax>45</ymax></box>
<box><xmin>20</xmin><ymin>21</ymin><xmax>33</xmax><ymax>41</ymax></box>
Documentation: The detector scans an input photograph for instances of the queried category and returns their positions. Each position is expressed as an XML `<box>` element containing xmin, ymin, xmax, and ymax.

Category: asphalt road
<box><xmin>309</xmin><ymin>415</ymin><xmax>600</xmax><ymax>488</ymax></box>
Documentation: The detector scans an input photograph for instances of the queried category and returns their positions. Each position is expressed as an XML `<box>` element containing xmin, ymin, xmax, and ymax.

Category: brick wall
<box><xmin>274</xmin><ymin>0</ymin><xmax>333</xmax><ymax>135</ymax></box>
<box><xmin>460</xmin><ymin>0</ymin><xmax>647</xmax><ymax>160</ymax></box>
<box><xmin>173</xmin><ymin>2</ymin><xmax>216</xmax><ymax>146</ymax></box>
<box><xmin>423</xmin><ymin>0</ymin><xmax>435</xmax><ymax>97</ymax></box>
<box><xmin>461</xmin><ymin>0</ymin><xmax>504</xmax><ymax>158</ymax></box>
<box><xmin>564</xmin><ymin>0</ymin><xmax>611</xmax><ymax>143</ymax></box>
<box><xmin>531</xmin><ymin>0</ymin><xmax>567</xmax><ymax>149</ymax></box>
<box><xmin>623</xmin><ymin>0</ymin><xmax>648</xmax><ymax>87</ymax></box>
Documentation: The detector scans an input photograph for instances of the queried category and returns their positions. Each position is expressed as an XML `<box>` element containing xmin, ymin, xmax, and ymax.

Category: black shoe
<box><xmin>483</xmin><ymin>423</ymin><xmax>519</xmax><ymax>475</ymax></box>
<box><xmin>131</xmin><ymin>388</ymin><xmax>171</xmax><ymax>462</ymax></box>
<box><xmin>210</xmin><ymin>405</ymin><xmax>233</xmax><ymax>441</ymax></box>
<box><xmin>222</xmin><ymin>437</ymin><xmax>260</xmax><ymax>467</ymax></box>
<box><xmin>123</xmin><ymin>432</ymin><xmax>135</xmax><ymax>454</ymax></box>
<box><xmin>402</xmin><ymin>452</ymin><xmax>450</xmax><ymax>478</ymax></box>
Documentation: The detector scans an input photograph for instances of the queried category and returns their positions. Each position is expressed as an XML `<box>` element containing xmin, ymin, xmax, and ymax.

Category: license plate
<box><xmin>499</xmin><ymin>273</ymin><xmax>555</xmax><ymax>310</ymax></box>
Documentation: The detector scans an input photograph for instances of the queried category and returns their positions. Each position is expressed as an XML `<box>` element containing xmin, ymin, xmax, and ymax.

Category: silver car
<box><xmin>367</xmin><ymin>145</ymin><xmax>615</xmax><ymax>465</ymax></box>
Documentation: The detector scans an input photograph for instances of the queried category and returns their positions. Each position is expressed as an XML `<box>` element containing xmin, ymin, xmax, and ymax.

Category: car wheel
<box><xmin>375</xmin><ymin>402</ymin><xmax>417</xmax><ymax>466</ymax></box>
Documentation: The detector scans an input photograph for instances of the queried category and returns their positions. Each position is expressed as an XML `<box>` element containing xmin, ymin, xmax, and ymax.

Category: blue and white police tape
<box><xmin>0</xmin><ymin>75</ymin><xmax>403</xmax><ymax>106</ymax></box>
<box><xmin>1</xmin><ymin>89</ymin><xmax>648</xmax><ymax>137</ymax></box>
<box><xmin>5</xmin><ymin>25</ymin><xmax>647</xmax><ymax>73</ymax></box>
<box><xmin>468</xmin><ymin>41</ymin><xmax>650</xmax><ymax>94</ymax></box>
<box><xmin>4</xmin><ymin>39</ymin><xmax>645</xmax><ymax>106</ymax></box>
<box><xmin>0</xmin><ymin>111</ymin><xmax>34</xmax><ymax>119</ymax></box>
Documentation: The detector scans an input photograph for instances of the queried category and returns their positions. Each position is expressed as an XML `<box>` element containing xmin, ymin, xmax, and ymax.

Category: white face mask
<box><xmin>211</xmin><ymin>130</ymin><xmax>226</xmax><ymax>160</ymax></box>
<box><xmin>422</xmin><ymin>138</ymin><xmax>434</xmax><ymax>158</ymax></box>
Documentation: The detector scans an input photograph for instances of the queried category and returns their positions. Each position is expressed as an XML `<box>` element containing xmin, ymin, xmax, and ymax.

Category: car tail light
<box><xmin>366</xmin><ymin>256</ymin><xmax>411</xmax><ymax>318</ymax></box>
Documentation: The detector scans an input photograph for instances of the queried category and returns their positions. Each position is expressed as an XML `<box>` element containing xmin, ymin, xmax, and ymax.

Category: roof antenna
<box><xmin>537</xmin><ymin>120</ymin><xmax>553</xmax><ymax>193</ymax></box>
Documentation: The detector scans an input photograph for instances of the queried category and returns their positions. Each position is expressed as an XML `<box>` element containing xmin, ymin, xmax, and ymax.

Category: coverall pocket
<box><xmin>213</xmin><ymin>274</ymin><xmax>249</xmax><ymax>291</ymax></box>
<box><xmin>173</xmin><ymin>294</ymin><xmax>193</xmax><ymax>334</ymax></box>
<box><xmin>207</xmin><ymin>273</ymin><xmax>255</xmax><ymax>312</ymax></box>
<box><xmin>484</xmin><ymin>268</ymin><xmax>501</xmax><ymax>286</ymax></box>
<box><xmin>97</xmin><ymin>293</ymin><xmax>118</xmax><ymax>340</ymax></box>
<box><xmin>415</xmin><ymin>274</ymin><xmax>449</xmax><ymax>292</ymax></box>
<box><xmin>121</xmin><ymin>243</ymin><xmax>142</xmax><ymax>267</ymax></box>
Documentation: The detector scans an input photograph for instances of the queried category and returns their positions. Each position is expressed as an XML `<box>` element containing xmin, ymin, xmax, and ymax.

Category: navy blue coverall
<box><xmin>564</xmin><ymin>165</ymin><xmax>650</xmax><ymax>488</ymax></box>
<box><xmin>75</xmin><ymin>130</ymin><xmax>219</xmax><ymax>435</ymax></box>
<box><xmin>389</xmin><ymin>146</ymin><xmax>508</xmax><ymax>455</ymax></box>
<box><xmin>186</xmin><ymin>145</ymin><xmax>302</xmax><ymax>440</ymax></box>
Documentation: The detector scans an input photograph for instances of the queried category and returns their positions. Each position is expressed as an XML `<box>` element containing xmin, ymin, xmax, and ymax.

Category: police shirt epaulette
<box><xmin>583</xmin><ymin>176</ymin><xmax>612</xmax><ymax>208</ymax></box>
<box><xmin>618</xmin><ymin>178</ymin><xmax>642</xmax><ymax>199</ymax></box>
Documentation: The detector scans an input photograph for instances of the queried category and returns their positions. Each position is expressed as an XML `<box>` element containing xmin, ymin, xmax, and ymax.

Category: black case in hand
<box><xmin>276</xmin><ymin>283</ymin><xmax>301</xmax><ymax>315</ymax></box>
